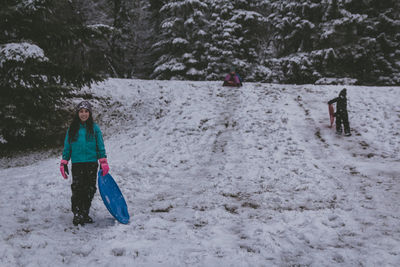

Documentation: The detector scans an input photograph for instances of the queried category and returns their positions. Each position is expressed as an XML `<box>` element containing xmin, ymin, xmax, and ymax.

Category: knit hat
<box><xmin>76</xmin><ymin>100</ymin><xmax>92</xmax><ymax>113</ymax></box>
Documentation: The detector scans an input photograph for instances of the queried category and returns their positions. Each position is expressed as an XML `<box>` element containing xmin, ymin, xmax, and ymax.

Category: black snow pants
<box><xmin>336</xmin><ymin>111</ymin><xmax>350</xmax><ymax>134</ymax></box>
<box><xmin>71</xmin><ymin>162</ymin><xmax>98</xmax><ymax>218</ymax></box>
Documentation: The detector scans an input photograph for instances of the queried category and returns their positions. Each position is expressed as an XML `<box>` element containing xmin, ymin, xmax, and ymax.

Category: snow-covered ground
<box><xmin>1</xmin><ymin>79</ymin><xmax>399</xmax><ymax>266</ymax></box>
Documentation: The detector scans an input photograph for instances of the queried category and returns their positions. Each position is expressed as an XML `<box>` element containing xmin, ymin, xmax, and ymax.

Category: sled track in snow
<box><xmin>1</xmin><ymin>80</ymin><xmax>400</xmax><ymax>266</ymax></box>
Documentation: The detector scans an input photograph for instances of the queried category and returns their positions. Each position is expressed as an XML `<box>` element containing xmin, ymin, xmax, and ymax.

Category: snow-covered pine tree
<box><xmin>0</xmin><ymin>0</ymin><xmax>102</xmax><ymax>147</ymax></box>
<box><xmin>264</xmin><ymin>0</ymin><xmax>324</xmax><ymax>83</ymax></box>
<box><xmin>342</xmin><ymin>0</ymin><xmax>400</xmax><ymax>85</ymax></box>
<box><xmin>151</xmin><ymin>0</ymin><xmax>209</xmax><ymax>80</ymax></box>
<box><xmin>316</xmin><ymin>0</ymin><xmax>400</xmax><ymax>85</ymax></box>
<box><xmin>264</xmin><ymin>0</ymin><xmax>400</xmax><ymax>85</ymax></box>
<box><xmin>205</xmin><ymin>0</ymin><xmax>238</xmax><ymax>80</ymax></box>
<box><xmin>205</xmin><ymin>0</ymin><xmax>266</xmax><ymax>82</ymax></box>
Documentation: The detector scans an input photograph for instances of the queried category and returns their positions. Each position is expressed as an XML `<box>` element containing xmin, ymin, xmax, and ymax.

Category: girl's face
<box><xmin>78</xmin><ymin>108</ymin><xmax>90</xmax><ymax>122</ymax></box>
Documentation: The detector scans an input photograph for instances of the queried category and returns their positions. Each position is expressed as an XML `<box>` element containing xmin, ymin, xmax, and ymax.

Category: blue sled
<box><xmin>98</xmin><ymin>170</ymin><xmax>130</xmax><ymax>224</ymax></box>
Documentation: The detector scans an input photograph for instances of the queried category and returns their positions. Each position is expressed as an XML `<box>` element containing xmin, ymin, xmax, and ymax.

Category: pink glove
<box><xmin>60</xmin><ymin>159</ymin><xmax>69</xmax><ymax>179</ymax></box>
<box><xmin>99</xmin><ymin>158</ymin><xmax>109</xmax><ymax>176</ymax></box>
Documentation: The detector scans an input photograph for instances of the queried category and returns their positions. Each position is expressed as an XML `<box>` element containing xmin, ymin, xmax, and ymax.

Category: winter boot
<box><xmin>73</xmin><ymin>214</ymin><xmax>84</xmax><ymax>226</ymax></box>
<box><xmin>82</xmin><ymin>215</ymin><xmax>94</xmax><ymax>224</ymax></box>
<box><xmin>345</xmin><ymin>132</ymin><xmax>351</xmax><ymax>137</ymax></box>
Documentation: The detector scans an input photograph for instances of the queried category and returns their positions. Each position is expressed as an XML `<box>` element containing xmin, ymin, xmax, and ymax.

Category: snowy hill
<box><xmin>1</xmin><ymin>79</ymin><xmax>399</xmax><ymax>266</ymax></box>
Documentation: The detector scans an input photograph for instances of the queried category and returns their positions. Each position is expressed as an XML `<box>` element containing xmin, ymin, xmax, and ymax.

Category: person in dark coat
<box><xmin>328</xmin><ymin>88</ymin><xmax>351</xmax><ymax>136</ymax></box>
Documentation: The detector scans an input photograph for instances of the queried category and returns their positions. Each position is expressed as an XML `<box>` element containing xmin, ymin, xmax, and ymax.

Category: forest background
<box><xmin>1</xmin><ymin>0</ymin><xmax>399</xmax><ymax>147</ymax></box>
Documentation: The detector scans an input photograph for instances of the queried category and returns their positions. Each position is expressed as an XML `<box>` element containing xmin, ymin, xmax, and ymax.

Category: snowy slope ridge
<box><xmin>1</xmin><ymin>79</ymin><xmax>399</xmax><ymax>266</ymax></box>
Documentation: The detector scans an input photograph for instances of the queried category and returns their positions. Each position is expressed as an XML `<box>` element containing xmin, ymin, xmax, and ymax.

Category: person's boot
<box><xmin>73</xmin><ymin>214</ymin><xmax>84</xmax><ymax>226</ymax></box>
<box><xmin>345</xmin><ymin>132</ymin><xmax>351</xmax><ymax>137</ymax></box>
<box><xmin>82</xmin><ymin>215</ymin><xmax>94</xmax><ymax>224</ymax></box>
<box><xmin>336</xmin><ymin>127</ymin><xmax>342</xmax><ymax>135</ymax></box>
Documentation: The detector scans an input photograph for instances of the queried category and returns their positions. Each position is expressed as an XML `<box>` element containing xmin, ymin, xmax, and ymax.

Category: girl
<box><xmin>60</xmin><ymin>101</ymin><xmax>109</xmax><ymax>226</ymax></box>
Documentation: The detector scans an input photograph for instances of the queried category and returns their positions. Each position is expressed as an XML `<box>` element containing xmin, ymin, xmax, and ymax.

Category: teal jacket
<box><xmin>62</xmin><ymin>123</ymin><xmax>107</xmax><ymax>163</ymax></box>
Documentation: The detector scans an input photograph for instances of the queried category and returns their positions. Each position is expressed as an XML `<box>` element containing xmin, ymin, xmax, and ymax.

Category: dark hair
<box><xmin>68</xmin><ymin>110</ymin><xmax>94</xmax><ymax>143</ymax></box>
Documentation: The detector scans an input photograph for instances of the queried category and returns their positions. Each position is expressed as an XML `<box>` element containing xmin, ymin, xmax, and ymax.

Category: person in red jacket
<box><xmin>223</xmin><ymin>70</ymin><xmax>242</xmax><ymax>87</ymax></box>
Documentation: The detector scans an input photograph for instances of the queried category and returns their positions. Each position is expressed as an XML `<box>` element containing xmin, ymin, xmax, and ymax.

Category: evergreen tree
<box><xmin>263</xmin><ymin>0</ymin><xmax>400</xmax><ymax>85</ymax></box>
<box><xmin>73</xmin><ymin>0</ymin><xmax>154</xmax><ymax>78</ymax></box>
<box><xmin>263</xmin><ymin>0</ymin><xmax>324</xmax><ymax>83</ymax></box>
<box><xmin>151</xmin><ymin>0</ymin><xmax>209</xmax><ymax>80</ymax></box>
<box><xmin>317</xmin><ymin>0</ymin><xmax>400</xmax><ymax>84</ymax></box>
<box><xmin>205</xmin><ymin>0</ymin><xmax>267</xmax><ymax>81</ymax></box>
<box><xmin>108</xmin><ymin>0</ymin><xmax>133</xmax><ymax>77</ymax></box>
<box><xmin>205</xmin><ymin>0</ymin><xmax>238</xmax><ymax>80</ymax></box>
<box><xmin>0</xmin><ymin>0</ymin><xmax>102</xmax><ymax>146</ymax></box>
<box><xmin>267</xmin><ymin>0</ymin><xmax>323</xmax><ymax>56</ymax></box>
<box><xmin>49</xmin><ymin>0</ymin><xmax>399</xmax><ymax>85</ymax></box>
<box><xmin>128</xmin><ymin>0</ymin><xmax>154</xmax><ymax>78</ymax></box>
<box><xmin>348</xmin><ymin>0</ymin><xmax>400</xmax><ymax>84</ymax></box>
